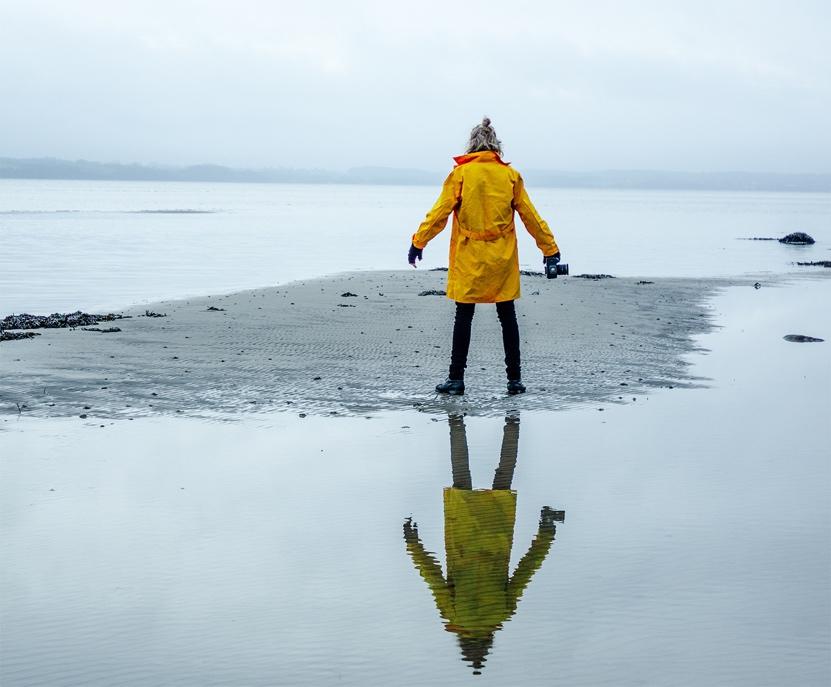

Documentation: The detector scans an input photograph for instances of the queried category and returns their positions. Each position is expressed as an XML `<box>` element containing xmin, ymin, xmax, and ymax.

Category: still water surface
<box><xmin>1</xmin><ymin>180</ymin><xmax>829</xmax><ymax>313</ymax></box>
<box><xmin>1</xmin><ymin>279</ymin><xmax>828</xmax><ymax>685</ymax></box>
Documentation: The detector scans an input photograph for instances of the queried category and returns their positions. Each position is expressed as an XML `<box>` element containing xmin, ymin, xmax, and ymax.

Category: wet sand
<box><xmin>0</xmin><ymin>270</ymin><xmax>728</xmax><ymax>418</ymax></box>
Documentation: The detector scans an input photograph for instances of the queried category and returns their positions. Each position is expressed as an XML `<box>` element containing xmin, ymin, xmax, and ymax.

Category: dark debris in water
<box><xmin>783</xmin><ymin>334</ymin><xmax>824</xmax><ymax>343</ymax></box>
<box><xmin>340</xmin><ymin>292</ymin><xmax>358</xmax><ymax>297</ymax></box>
<box><xmin>143</xmin><ymin>310</ymin><xmax>167</xmax><ymax>317</ymax></box>
<box><xmin>82</xmin><ymin>327</ymin><xmax>122</xmax><ymax>333</ymax></box>
<box><xmin>519</xmin><ymin>270</ymin><xmax>545</xmax><ymax>277</ymax></box>
<box><xmin>206</xmin><ymin>306</ymin><xmax>226</xmax><ymax>312</ymax></box>
<box><xmin>741</xmin><ymin>233</ymin><xmax>815</xmax><ymax>244</ymax></box>
<box><xmin>418</xmin><ymin>289</ymin><xmax>446</xmax><ymax>296</ymax></box>
<box><xmin>575</xmin><ymin>274</ymin><xmax>616</xmax><ymax>280</ymax></box>
<box><xmin>796</xmin><ymin>260</ymin><xmax>831</xmax><ymax>268</ymax></box>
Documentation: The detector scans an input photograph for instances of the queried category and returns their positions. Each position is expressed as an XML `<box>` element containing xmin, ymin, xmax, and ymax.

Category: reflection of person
<box><xmin>407</xmin><ymin>118</ymin><xmax>562</xmax><ymax>396</ymax></box>
<box><xmin>403</xmin><ymin>414</ymin><xmax>562</xmax><ymax>675</ymax></box>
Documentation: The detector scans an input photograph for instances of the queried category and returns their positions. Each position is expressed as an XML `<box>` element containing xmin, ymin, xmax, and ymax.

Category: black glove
<box><xmin>408</xmin><ymin>244</ymin><xmax>423</xmax><ymax>267</ymax></box>
<box><xmin>544</xmin><ymin>251</ymin><xmax>561</xmax><ymax>266</ymax></box>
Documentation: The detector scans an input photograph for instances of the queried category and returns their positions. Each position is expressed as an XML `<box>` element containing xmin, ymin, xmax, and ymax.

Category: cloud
<box><xmin>1</xmin><ymin>0</ymin><xmax>828</xmax><ymax>171</ymax></box>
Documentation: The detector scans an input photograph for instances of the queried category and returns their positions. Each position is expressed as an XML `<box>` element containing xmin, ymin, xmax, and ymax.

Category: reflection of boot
<box><xmin>506</xmin><ymin>379</ymin><xmax>526</xmax><ymax>395</ymax></box>
<box><xmin>436</xmin><ymin>378</ymin><xmax>465</xmax><ymax>395</ymax></box>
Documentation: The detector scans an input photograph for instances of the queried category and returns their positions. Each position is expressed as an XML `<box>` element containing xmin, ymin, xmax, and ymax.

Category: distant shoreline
<box><xmin>2</xmin><ymin>157</ymin><xmax>829</xmax><ymax>192</ymax></box>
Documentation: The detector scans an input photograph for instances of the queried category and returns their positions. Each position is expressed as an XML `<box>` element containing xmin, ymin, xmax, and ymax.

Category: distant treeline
<box><xmin>1</xmin><ymin>157</ymin><xmax>829</xmax><ymax>192</ymax></box>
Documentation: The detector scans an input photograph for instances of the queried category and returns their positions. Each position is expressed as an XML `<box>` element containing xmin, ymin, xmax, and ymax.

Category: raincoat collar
<box><xmin>453</xmin><ymin>151</ymin><xmax>510</xmax><ymax>167</ymax></box>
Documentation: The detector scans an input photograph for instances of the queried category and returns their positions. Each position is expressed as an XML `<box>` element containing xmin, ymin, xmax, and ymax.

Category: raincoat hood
<box><xmin>452</xmin><ymin>151</ymin><xmax>510</xmax><ymax>167</ymax></box>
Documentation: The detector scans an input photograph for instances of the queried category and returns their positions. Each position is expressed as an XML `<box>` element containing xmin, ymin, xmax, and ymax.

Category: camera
<box><xmin>545</xmin><ymin>259</ymin><xmax>569</xmax><ymax>279</ymax></box>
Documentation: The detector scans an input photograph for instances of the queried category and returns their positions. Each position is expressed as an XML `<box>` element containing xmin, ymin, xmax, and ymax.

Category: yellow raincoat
<box><xmin>412</xmin><ymin>151</ymin><xmax>559</xmax><ymax>303</ymax></box>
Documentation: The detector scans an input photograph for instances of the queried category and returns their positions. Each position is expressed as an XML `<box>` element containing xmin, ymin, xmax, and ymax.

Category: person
<box><xmin>408</xmin><ymin>117</ymin><xmax>562</xmax><ymax>396</ymax></box>
<box><xmin>403</xmin><ymin>414</ymin><xmax>562</xmax><ymax>675</ymax></box>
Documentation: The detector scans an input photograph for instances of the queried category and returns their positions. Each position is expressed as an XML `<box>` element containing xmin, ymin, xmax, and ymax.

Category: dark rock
<box><xmin>519</xmin><ymin>270</ymin><xmax>545</xmax><ymax>277</ymax></box>
<box><xmin>575</xmin><ymin>274</ymin><xmax>616</xmax><ymax>280</ymax></box>
<box><xmin>779</xmin><ymin>232</ymin><xmax>815</xmax><ymax>245</ymax></box>
<box><xmin>783</xmin><ymin>334</ymin><xmax>824</xmax><ymax>343</ymax></box>
<box><xmin>337</xmin><ymin>304</ymin><xmax>356</xmax><ymax>308</ymax></box>
<box><xmin>0</xmin><ymin>331</ymin><xmax>40</xmax><ymax>342</ymax></box>
<box><xmin>418</xmin><ymin>289</ymin><xmax>446</xmax><ymax>296</ymax></box>
<box><xmin>82</xmin><ymin>327</ymin><xmax>122</xmax><ymax>333</ymax></box>
<box><xmin>340</xmin><ymin>292</ymin><xmax>358</xmax><ymax>297</ymax></box>
<box><xmin>1</xmin><ymin>311</ymin><xmax>125</xmax><ymax>330</ymax></box>
<box><xmin>143</xmin><ymin>310</ymin><xmax>167</xmax><ymax>317</ymax></box>
<box><xmin>206</xmin><ymin>306</ymin><xmax>225</xmax><ymax>311</ymax></box>
<box><xmin>429</xmin><ymin>267</ymin><xmax>449</xmax><ymax>272</ymax></box>
<box><xmin>637</xmin><ymin>280</ymin><xmax>654</xmax><ymax>285</ymax></box>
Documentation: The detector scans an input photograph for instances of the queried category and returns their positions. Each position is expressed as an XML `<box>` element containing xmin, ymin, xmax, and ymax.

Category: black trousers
<box><xmin>449</xmin><ymin>300</ymin><xmax>521</xmax><ymax>381</ymax></box>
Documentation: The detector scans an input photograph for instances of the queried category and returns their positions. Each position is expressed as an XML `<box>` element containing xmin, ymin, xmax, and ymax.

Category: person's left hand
<box><xmin>408</xmin><ymin>244</ymin><xmax>423</xmax><ymax>267</ymax></box>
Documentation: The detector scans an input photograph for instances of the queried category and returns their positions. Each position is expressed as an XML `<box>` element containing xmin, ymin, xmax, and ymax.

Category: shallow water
<box><xmin>1</xmin><ymin>278</ymin><xmax>828</xmax><ymax>685</ymax></box>
<box><xmin>1</xmin><ymin>180</ymin><xmax>829</xmax><ymax>313</ymax></box>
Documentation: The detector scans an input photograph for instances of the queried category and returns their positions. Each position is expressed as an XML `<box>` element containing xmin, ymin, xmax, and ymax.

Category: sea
<box><xmin>0</xmin><ymin>179</ymin><xmax>829</xmax><ymax>313</ymax></box>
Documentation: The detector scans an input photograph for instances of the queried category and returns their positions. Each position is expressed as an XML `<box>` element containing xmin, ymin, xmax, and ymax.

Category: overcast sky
<box><xmin>1</xmin><ymin>0</ymin><xmax>828</xmax><ymax>172</ymax></box>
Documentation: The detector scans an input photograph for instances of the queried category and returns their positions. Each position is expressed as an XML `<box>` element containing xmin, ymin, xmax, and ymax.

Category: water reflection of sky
<box><xmin>1</xmin><ymin>279</ymin><xmax>829</xmax><ymax>685</ymax></box>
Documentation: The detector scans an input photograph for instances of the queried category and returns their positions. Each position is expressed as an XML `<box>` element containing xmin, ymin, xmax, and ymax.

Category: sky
<box><xmin>1</xmin><ymin>0</ymin><xmax>829</xmax><ymax>173</ymax></box>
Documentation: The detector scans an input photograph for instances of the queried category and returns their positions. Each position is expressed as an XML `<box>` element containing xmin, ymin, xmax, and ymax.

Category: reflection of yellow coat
<box><xmin>412</xmin><ymin>151</ymin><xmax>559</xmax><ymax>304</ymax></box>
<box><xmin>406</xmin><ymin>488</ymin><xmax>555</xmax><ymax>638</ymax></box>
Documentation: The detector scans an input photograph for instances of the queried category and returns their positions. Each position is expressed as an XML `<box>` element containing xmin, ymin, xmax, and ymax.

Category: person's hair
<box><xmin>465</xmin><ymin>117</ymin><xmax>502</xmax><ymax>155</ymax></box>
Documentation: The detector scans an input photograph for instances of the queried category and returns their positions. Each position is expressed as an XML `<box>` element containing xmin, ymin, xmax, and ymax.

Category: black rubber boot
<box><xmin>436</xmin><ymin>378</ymin><xmax>465</xmax><ymax>395</ymax></box>
<box><xmin>507</xmin><ymin>379</ymin><xmax>526</xmax><ymax>395</ymax></box>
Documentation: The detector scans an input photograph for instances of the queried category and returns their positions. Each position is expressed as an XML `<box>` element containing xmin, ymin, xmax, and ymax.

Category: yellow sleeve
<box><xmin>513</xmin><ymin>174</ymin><xmax>559</xmax><ymax>257</ymax></box>
<box><xmin>411</xmin><ymin>170</ymin><xmax>462</xmax><ymax>249</ymax></box>
<box><xmin>403</xmin><ymin>520</ymin><xmax>454</xmax><ymax>619</ymax></box>
<box><xmin>506</xmin><ymin>524</ymin><xmax>556</xmax><ymax>607</ymax></box>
